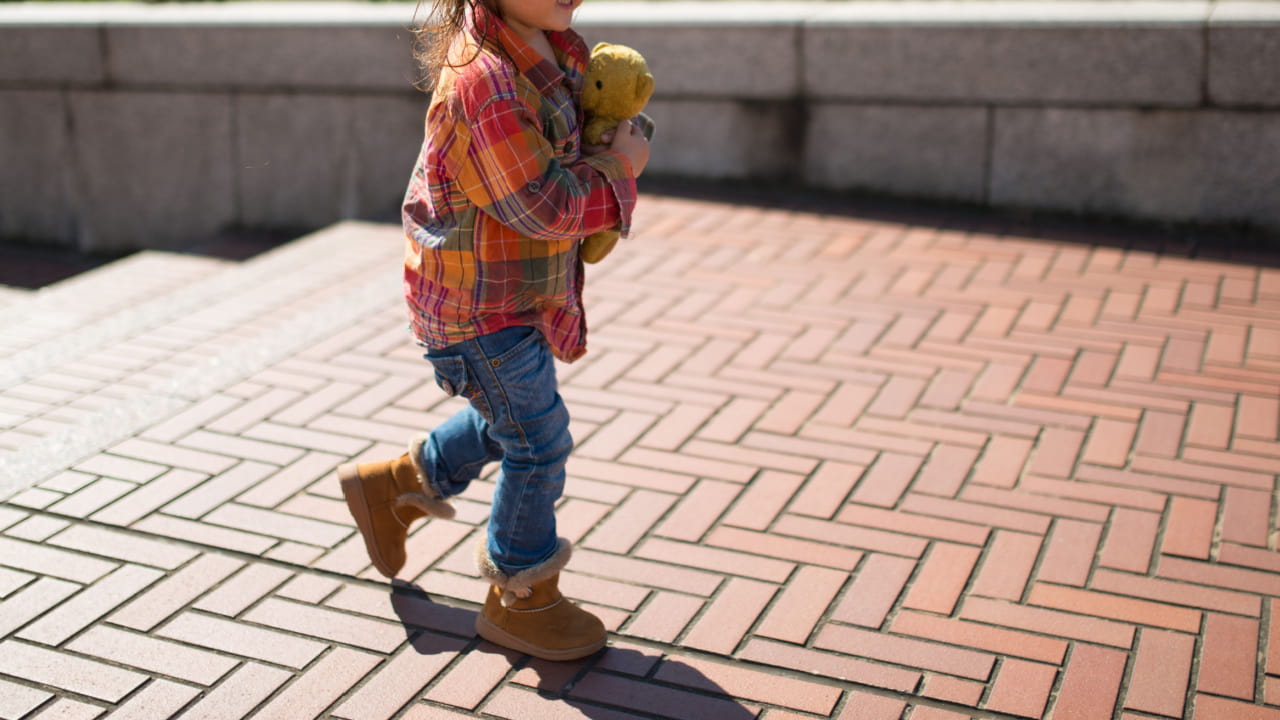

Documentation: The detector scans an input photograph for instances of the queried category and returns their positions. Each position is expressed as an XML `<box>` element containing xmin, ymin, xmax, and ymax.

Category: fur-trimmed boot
<box><xmin>338</xmin><ymin>434</ymin><xmax>454</xmax><ymax>578</ymax></box>
<box><xmin>475</xmin><ymin>539</ymin><xmax>607</xmax><ymax>661</ymax></box>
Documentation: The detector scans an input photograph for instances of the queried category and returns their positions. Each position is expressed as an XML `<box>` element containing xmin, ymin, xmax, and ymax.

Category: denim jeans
<box><xmin>417</xmin><ymin>326</ymin><xmax>571</xmax><ymax>576</ymax></box>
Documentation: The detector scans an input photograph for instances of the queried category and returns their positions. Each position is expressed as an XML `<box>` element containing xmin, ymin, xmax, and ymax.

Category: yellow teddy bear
<box><xmin>580</xmin><ymin>42</ymin><xmax>655</xmax><ymax>264</ymax></box>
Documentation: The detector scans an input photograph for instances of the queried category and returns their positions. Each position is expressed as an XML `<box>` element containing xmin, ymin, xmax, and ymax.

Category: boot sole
<box><xmin>475</xmin><ymin>614</ymin><xmax>607</xmax><ymax>662</ymax></box>
<box><xmin>337</xmin><ymin>463</ymin><xmax>397</xmax><ymax>578</ymax></box>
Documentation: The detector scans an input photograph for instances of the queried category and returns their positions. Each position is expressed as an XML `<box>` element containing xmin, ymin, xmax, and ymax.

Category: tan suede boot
<box><xmin>338</xmin><ymin>434</ymin><xmax>454</xmax><ymax>578</ymax></box>
<box><xmin>475</xmin><ymin>539</ymin><xmax>607</xmax><ymax>661</ymax></box>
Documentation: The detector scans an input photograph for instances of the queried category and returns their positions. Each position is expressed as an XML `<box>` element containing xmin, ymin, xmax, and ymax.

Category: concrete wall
<box><xmin>1</xmin><ymin>2</ymin><xmax>1277</xmax><ymax>252</ymax></box>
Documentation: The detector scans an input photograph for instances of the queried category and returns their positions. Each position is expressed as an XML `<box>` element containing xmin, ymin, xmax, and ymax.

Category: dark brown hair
<box><xmin>412</xmin><ymin>0</ymin><xmax>500</xmax><ymax>91</ymax></box>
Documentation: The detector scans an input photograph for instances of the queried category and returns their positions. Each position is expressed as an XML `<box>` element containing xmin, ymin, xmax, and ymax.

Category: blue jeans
<box><xmin>417</xmin><ymin>326</ymin><xmax>571</xmax><ymax>576</ymax></box>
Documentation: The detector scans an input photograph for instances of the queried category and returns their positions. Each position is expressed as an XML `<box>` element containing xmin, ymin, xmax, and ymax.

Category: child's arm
<box><xmin>451</xmin><ymin>79</ymin><xmax>645</xmax><ymax>242</ymax></box>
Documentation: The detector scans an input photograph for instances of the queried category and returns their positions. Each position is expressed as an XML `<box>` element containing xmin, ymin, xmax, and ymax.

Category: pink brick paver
<box><xmin>4</xmin><ymin>190</ymin><xmax>1280</xmax><ymax>718</ymax></box>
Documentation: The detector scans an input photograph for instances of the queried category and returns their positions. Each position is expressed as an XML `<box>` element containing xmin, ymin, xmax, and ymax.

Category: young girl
<box><xmin>337</xmin><ymin>0</ymin><xmax>650</xmax><ymax>661</ymax></box>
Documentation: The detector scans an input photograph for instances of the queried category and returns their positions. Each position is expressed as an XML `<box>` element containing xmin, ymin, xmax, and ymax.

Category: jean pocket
<box><xmin>429</xmin><ymin>354</ymin><xmax>493</xmax><ymax>422</ymax></box>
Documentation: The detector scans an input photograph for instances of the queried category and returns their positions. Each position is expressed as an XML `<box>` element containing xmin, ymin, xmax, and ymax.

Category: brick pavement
<box><xmin>2</xmin><ymin>190</ymin><xmax>1280</xmax><ymax>719</ymax></box>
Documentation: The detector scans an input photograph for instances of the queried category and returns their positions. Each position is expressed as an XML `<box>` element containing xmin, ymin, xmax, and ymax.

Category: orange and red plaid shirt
<box><xmin>401</xmin><ymin>4</ymin><xmax>637</xmax><ymax>363</ymax></box>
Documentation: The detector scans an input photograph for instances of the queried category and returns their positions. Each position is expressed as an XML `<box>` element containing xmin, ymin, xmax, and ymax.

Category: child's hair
<box><xmin>412</xmin><ymin>0</ymin><xmax>502</xmax><ymax>91</ymax></box>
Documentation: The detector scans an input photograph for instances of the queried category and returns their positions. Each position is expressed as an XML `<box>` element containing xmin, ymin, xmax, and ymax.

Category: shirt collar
<box><xmin>470</xmin><ymin>3</ymin><xmax>588</xmax><ymax>96</ymax></box>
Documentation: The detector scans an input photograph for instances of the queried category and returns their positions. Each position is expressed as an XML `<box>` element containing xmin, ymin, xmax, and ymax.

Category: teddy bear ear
<box><xmin>592</xmin><ymin>42</ymin><xmax>611</xmax><ymax>54</ymax></box>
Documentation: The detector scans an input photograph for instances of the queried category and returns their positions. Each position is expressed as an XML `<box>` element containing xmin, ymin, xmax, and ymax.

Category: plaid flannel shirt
<box><xmin>401</xmin><ymin>4</ymin><xmax>637</xmax><ymax>363</ymax></box>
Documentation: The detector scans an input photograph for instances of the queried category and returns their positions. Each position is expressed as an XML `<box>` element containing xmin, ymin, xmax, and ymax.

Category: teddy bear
<box><xmin>579</xmin><ymin>42</ymin><xmax>655</xmax><ymax>264</ymax></box>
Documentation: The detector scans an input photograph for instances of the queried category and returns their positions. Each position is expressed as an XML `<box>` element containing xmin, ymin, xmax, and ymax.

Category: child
<box><xmin>337</xmin><ymin>0</ymin><xmax>650</xmax><ymax>662</ymax></box>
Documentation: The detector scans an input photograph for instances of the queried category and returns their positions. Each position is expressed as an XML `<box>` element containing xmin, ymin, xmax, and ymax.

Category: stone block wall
<box><xmin>1</xmin><ymin>1</ymin><xmax>1277</xmax><ymax>252</ymax></box>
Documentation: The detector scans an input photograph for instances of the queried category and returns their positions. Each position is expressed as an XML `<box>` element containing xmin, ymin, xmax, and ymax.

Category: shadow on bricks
<box><xmin>389</xmin><ymin>581</ymin><xmax>757</xmax><ymax>717</ymax></box>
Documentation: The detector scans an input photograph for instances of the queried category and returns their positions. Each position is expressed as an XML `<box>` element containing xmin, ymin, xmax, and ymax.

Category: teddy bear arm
<box><xmin>583</xmin><ymin>117</ymin><xmax>621</xmax><ymax>147</ymax></box>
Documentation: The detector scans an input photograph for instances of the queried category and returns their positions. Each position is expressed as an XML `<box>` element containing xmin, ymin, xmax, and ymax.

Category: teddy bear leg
<box><xmin>580</xmin><ymin>231</ymin><xmax>620</xmax><ymax>264</ymax></box>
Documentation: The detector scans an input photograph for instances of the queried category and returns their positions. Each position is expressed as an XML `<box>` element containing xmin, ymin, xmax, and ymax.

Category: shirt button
<box><xmin>527</xmin><ymin>180</ymin><xmax>541</xmax><ymax>193</ymax></box>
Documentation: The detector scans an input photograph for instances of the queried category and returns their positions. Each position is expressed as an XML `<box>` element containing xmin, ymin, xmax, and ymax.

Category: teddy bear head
<box><xmin>582</xmin><ymin>42</ymin><xmax>654</xmax><ymax>129</ymax></box>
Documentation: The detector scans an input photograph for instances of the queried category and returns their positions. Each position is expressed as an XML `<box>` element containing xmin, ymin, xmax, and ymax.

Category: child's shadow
<box><xmin>390</xmin><ymin>581</ymin><xmax>759</xmax><ymax>718</ymax></box>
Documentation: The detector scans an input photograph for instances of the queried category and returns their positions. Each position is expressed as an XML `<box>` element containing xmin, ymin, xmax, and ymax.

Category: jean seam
<box><xmin>476</xmin><ymin>332</ymin><xmax>539</xmax><ymax>569</ymax></box>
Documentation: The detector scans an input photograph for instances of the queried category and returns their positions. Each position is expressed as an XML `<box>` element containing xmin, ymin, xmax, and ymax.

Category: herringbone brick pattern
<box><xmin>2</xmin><ymin>191</ymin><xmax>1279</xmax><ymax>719</ymax></box>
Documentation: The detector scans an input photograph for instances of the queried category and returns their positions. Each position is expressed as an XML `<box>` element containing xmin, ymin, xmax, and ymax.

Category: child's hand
<box><xmin>610</xmin><ymin>118</ymin><xmax>650</xmax><ymax>177</ymax></box>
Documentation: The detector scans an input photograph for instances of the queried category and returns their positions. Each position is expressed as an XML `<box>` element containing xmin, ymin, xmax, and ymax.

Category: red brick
<box><xmin>699</xmin><ymin>397</ymin><xmax>772</xmax><ymax>443</ymax></box>
<box><xmin>755</xmin><ymin>565</ymin><xmax>848</xmax><ymax>644</ymax></box>
<box><xmin>831</xmin><ymin>553</ymin><xmax>915</xmax><ymax>628</ymax></box>
<box><xmin>1037</xmin><ymin>519</ymin><xmax>1103</xmax><ymax>586</ymax></box>
<box><xmin>683</xmin><ymin>577</ymin><xmax>776</xmax><ymax>654</ymax></box>
<box><xmin>790</xmin><ymin>461</ymin><xmax>865</xmax><ymax>519</ymax></box>
<box><xmin>814</xmin><ymin>624</ymin><xmax>995</xmax><ymax>681</ymax></box>
<box><xmin>0</xmin><ymin>537</ymin><xmax>116</xmax><ymax>584</ymax></box>
<box><xmin>707</xmin><ymin>526</ymin><xmax>862</xmax><ymax>570</ymax></box>
<box><xmin>1161</xmin><ymin>496</ymin><xmax>1218</xmax><ymax>560</ymax></box>
<box><xmin>1198</xmin><ymin>613</ymin><xmax>1259</xmax><ymax>700</ymax></box>
<box><xmin>722</xmin><ymin>471</ymin><xmax>806</xmax><ymax>530</ymax></box>
<box><xmin>640</xmin><ymin>403</ymin><xmax>717</xmax><ymax>451</ymax></box>
<box><xmin>158</xmin><ymin>611</ymin><xmax>326</xmax><ymax>668</ymax></box>
<box><xmin>1186</xmin><ymin>402</ymin><xmax>1234</xmax><ymax>449</ymax></box>
<box><xmin>583</xmin><ymin>489</ymin><xmax>675</xmax><ymax>553</ymax></box>
<box><xmin>912</xmin><ymin>445</ymin><xmax>980</xmax><ymax>498</ymax></box>
<box><xmin>625</xmin><ymin>591</ymin><xmax>702</xmax><ymax>643</ymax></box>
<box><xmin>18</xmin><ymin>564</ymin><xmax>162</xmax><ymax>645</ymax></box>
<box><xmin>1092</xmin><ymin>569</ymin><xmax>1259</xmax><ymax>617</ymax></box>
<box><xmin>850</xmin><ymin>452</ymin><xmax>925</xmax><ymax>508</ymax></box>
<box><xmin>1238</xmin><ymin>394</ymin><xmax>1279</xmax><ymax>440</ymax></box>
<box><xmin>253</xmin><ymin>647</ymin><xmax>383</xmax><ymax>720</ymax></box>
<box><xmin>570</xmin><ymin>670</ymin><xmax>761</xmax><ymax>720</ymax></box>
<box><xmin>1029</xmin><ymin>582</ymin><xmax>1201</xmax><ymax>633</ymax></box>
<box><xmin>1193</xmin><ymin>694</ymin><xmax>1280</xmax><ymax>720</ymax></box>
<box><xmin>655</xmin><ymin>656</ymin><xmax>840</xmax><ymax>715</ymax></box>
<box><xmin>969</xmin><ymin>436</ymin><xmax>1033</xmax><ymax>488</ymax></box>
<box><xmin>426</xmin><ymin>642</ymin><xmax>522</xmax><ymax>710</ymax></box>
<box><xmin>984</xmin><ymin>658</ymin><xmax>1057</xmax><ymax>718</ymax></box>
<box><xmin>968</xmin><ymin>529</ymin><xmax>1039</xmax><ymax>603</ymax></box>
<box><xmin>244</xmin><ymin>597</ymin><xmax>404</xmax><ymax>654</ymax></box>
<box><xmin>637</xmin><ymin>538</ymin><xmax>793</xmax><ymax>583</ymax></box>
<box><xmin>840</xmin><ymin>501</ymin><xmax>989</xmax><ymax>545</ymax></box>
<box><xmin>335</xmin><ymin>633</ymin><xmax>466</xmax><ymax>720</ymax></box>
<box><xmin>813</xmin><ymin>382</ymin><xmax>880</xmax><ymax>426</ymax></box>
<box><xmin>90</xmin><ymin>468</ymin><xmax>208</xmax><ymax>526</ymax></box>
<box><xmin>67</xmin><ymin>625</ymin><xmax>237</xmax><ymax>685</ymax></box>
<box><xmin>1096</xmin><ymin>509</ymin><xmax>1157</xmax><ymax>574</ymax></box>
<box><xmin>106</xmin><ymin>678</ymin><xmax>202</xmax><ymax>720</ymax></box>
<box><xmin>1222</xmin><ymin>487</ymin><xmax>1271</xmax><ymax>547</ymax></box>
<box><xmin>1027</xmin><ymin>427</ymin><xmax>1085</xmax><ymax>477</ymax></box>
<box><xmin>569</xmin><ymin>456</ymin><xmax>696</xmax><ymax>494</ymax></box>
<box><xmin>1132</xmin><ymin>453</ymin><xmax>1273</xmax><ymax>491</ymax></box>
<box><xmin>1081</xmin><ymin>417</ymin><xmax>1137</xmax><ymax>467</ymax></box>
<box><xmin>0</xmin><ymin>577</ymin><xmax>80</xmax><ymax>638</ymax></box>
<box><xmin>961</xmin><ymin>597</ymin><xmax>1134</xmax><ymax>647</ymax></box>
<box><xmin>900</xmin><ymin>493</ymin><xmax>1042</xmax><ymax>535</ymax></box>
<box><xmin>1160</xmin><ymin>555</ymin><xmax>1280</xmax><ymax>596</ymax></box>
<box><xmin>576</xmin><ymin>410</ymin><xmax>657</xmax><ymax>460</ymax></box>
<box><xmin>653</xmin><ymin>479</ymin><xmax>740</xmax><ymax>542</ymax></box>
<box><xmin>920</xmin><ymin>675</ymin><xmax>984</xmax><ymax>706</ymax></box>
<box><xmin>1050</xmin><ymin>644</ymin><xmax>1128</xmax><ymax>719</ymax></box>
<box><xmin>756</xmin><ymin>390</ymin><xmax>828</xmax><ymax>435</ymax></box>
<box><xmin>1124</xmin><ymin>628</ymin><xmax>1195</xmax><ymax>716</ymax></box>
<box><xmin>838</xmin><ymin>691</ymin><xmax>908</xmax><ymax>719</ymax></box>
<box><xmin>191</xmin><ymin>563</ymin><xmax>292</xmax><ymax>616</ymax></box>
<box><xmin>891</xmin><ymin>611</ymin><xmax>1067</xmax><ymax>665</ymax></box>
<box><xmin>482</xmin><ymin>686</ymin><xmax>637</xmax><ymax>720</ymax></box>
<box><xmin>0</xmin><ymin>639</ymin><xmax>146</xmax><ymax>703</ymax></box>
<box><xmin>739</xmin><ymin>638</ymin><xmax>920</xmax><ymax>693</ymax></box>
<box><xmin>182</xmin><ymin>662</ymin><xmax>292</xmax><ymax>719</ymax></box>
<box><xmin>743</xmin><ymin>430</ymin><xmax>879</xmax><ymax>466</ymax></box>
<box><xmin>572</xmin><ymin>549</ymin><xmax>722</xmax><ymax>596</ymax></box>
<box><xmin>902</xmin><ymin>542</ymin><xmax>979</xmax><ymax>615</ymax></box>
